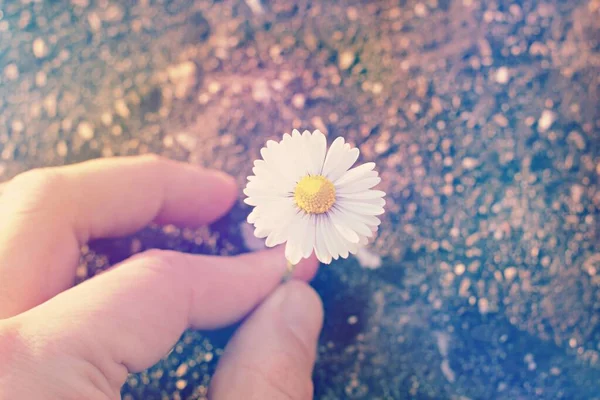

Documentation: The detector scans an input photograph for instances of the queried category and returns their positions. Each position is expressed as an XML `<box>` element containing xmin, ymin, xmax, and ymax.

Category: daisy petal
<box><xmin>265</xmin><ymin>207</ymin><xmax>298</xmax><ymax>247</ymax></box>
<box><xmin>254</xmin><ymin>226</ymin><xmax>270</xmax><ymax>238</ymax></box>
<box><xmin>333</xmin><ymin>204</ymin><xmax>373</xmax><ymax>236</ymax></box>
<box><xmin>334</xmin><ymin>162</ymin><xmax>376</xmax><ymax>186</ymax></box>
<box><xmin>338</xmin><ymin>190</ymin><xmax>386</xmax><ymax>201</ymax></box>
<box><xmin>244</xmin><ymin>195</ymin><xmax>281</xmax><ymax>206</ymax></box>
<box><xmin>329</xmin><ymin>208</ymin><xmax>360</xmax><ymax>243</ymax></box>
<box><xmin>348</xmin><ymin>241</ymin><xmax>360</xmax><ymax>255</ymax></box>
<box><xmin>284</xmin><ymin>211</ymin><xmax>308</xmax><ymax>264</ymax></box>
<box><xmin>337</xmin><ymin>196</ymin><xmax>386</xmax><ymax>208</ymax></box>
<box><xmin>291</xmin><ymin>130</ymin><xmax>312</xmax><ymax>177</ymax></box>
<box><xmin>300</xmin><ymin>215</ymin><xmax>316</xmax><ymax>258</ymax></box>
<box><xmin>321</xmin><ymin>217</ymin><xmax>338</xmax><ymax>260</ymax></box>
<box><xmin>350</xmin><ymin>212</ymin><xmax>381</xmax><ymax>227</ymax></box>
<box><xmin>326</xmin><ymin>147</ymin><xmax>360</xmax><ymax>182</ymax></box>
<box><xmin>330</xmin><ymin>224</ymin><xmax>350</xmax><ymax>259</ymax></box>
<box><xmin>309</xmin><ymin>130</ymin><xmax>327</xmax><ymax>176</ymax></box>
<box><xmin>337</xmin><ymin>198</ymin><xmax>384</xmax><ymax>215</ymax></box>
<box><xmin>247</xmin><ymin>209</ymin><xmax>259</xmax><ymax>224</ymax></box>
<box><xmin>321</xmin><ymin>137</ymin><xmax>346</xmax><ymax>177</ymax></box>
<box><xmin>314</xmin><ymin>215</ymin><xmax>332</xmax><ymax>264</ymax></box>
<box><xmin>336</xmin><ymin>176</ymin><xmax>381</xmax><ymax>194</ymax></box>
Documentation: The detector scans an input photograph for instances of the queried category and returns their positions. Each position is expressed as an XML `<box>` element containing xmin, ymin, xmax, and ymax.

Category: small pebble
<box><xmin>567</xmin><ymin>131</ymin><xmax>586</xmax><ymax>150</ymax></box>
<box><xmin>56</xmin><ymin>141</ymin><xmax>68</xmax><ymax>156</ymax></box>
<box><xmin>77</xmin><ymin>121</ymin><xmax>94</xmax><ymax>141</ymax></box>
<box><xmin>33</xmin><ymin>38</ymin><xmax>48</xmax><ymax>58</ymax></box>
<box><xmin>292</xmin><ymin>93</ymin><xmax>305</xmax><ymax>109</ymax></box>
<box><xmin>538</xmin><ymin>110</ymin><xmax>555</xmax><ymax>132</ymax></box>
<box><xmin>462</xmin><ymin>157</ymin><xmax>478</xmax><ymax>169</ymax></box>
<box><xmin>115</xmin><ymin>99</ymin><xmax>130</xmax><ymax>118</ymax></box>
<box><xmin>454</xmin><ymin>263</ymin><xmax>466</xmax><ymax>276</ymax></box>
<box><xmin>440</xmin><ymin>359</ymin><xmax>455</xmax><ymax>382</ymax></box>
<box><xmin>244</xmin><ymin>0</ymin><xmax>264</xmax><ymax>15</ymax></box>
<box><xmin>252</xmin><ymin>80</ymin><xmax>270</xmax><ymax>103</ymax></box>
<box><xmin>175</xmin><ymin>132</ymin><xmax>197</xmax><ymax>151</ymax></box>
<box><xmin>311</xmin><ymin>116</ymin><xmax>328</xmax><ymax>134</ymax></box>
<box><xmin>4</xmin><ymin>64</ymin><xmax>19</xmax><ymax>80</ymax></box>
<box><xmin>35</xmin><ymin>71</ymin><xmax>47</xmax><ymax>87</ymax></box>
<box><xmin>504</xmin><ymin>267</ymin><xmax>517</xmax><ymax>281</ymax></box>
<box><xmin>495</xmin><ymin>67</ymin><xmax>510</xmax><ymax>84</ymax></box>
<box><xmin>207</xmin><ymin>81</ymin><xmax>221</xmax><ymax>94</ymax></box>
<box><xmin>175</xmin><ymin>364</ymin><xmax>188</xmax><ymax>377</ymax></box>
<box><xmin>356</xmin><ymin>247</ymin><xmax>382</xmax><ymax>269</ymax></box>
<box><xmin>168</xmin><ymin>61</ymin><xmax>197</xmax><ymax>98</ymax></box>
<box><xmin>338</xmin><ymin>51</ymin><xmax>355</xmax><ymax>70</ymax></box>
<box><xmin>372</xmin><ymin>82</ymin><xmax>384</xmax><ymax>95</ymax></box>
<box><xmin>414</xmin><ymin>3</ymin><xmax>428</xmax><ymax>17</ymax></box>
<box><xmin>478</xmin><ymin>298</ymin><xmax>490</xmax><ymax>314</ymax></box>
<box><xmin>88</xmin><ymin>12</ymin><xmax>101</xmax><ymax>31</ymax></box>
<box><xmin>101</xmin><ymin>112</ymin><xmax>113</xmax><ymax>126</ymax></box>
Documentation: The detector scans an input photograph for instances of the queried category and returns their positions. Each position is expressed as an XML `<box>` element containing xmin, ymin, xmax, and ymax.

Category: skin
<box><xmin>0</xmin><ymin>155</ymin><xmax>323</xmax><ymax>400</ymax></box>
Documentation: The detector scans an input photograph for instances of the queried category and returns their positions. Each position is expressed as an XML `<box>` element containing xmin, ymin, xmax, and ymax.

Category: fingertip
<box><xmin>235</xmin><ymin>246</ymin><xmax>287</xmax><ymax>275</ymax></box>
<box><xmin>207</xmin><ymin>169</ymin><xmax>239</xmax><ymax>219</ymax></box>
<box><xmin>153</xmin><ymin>166</ymin><xmax>238</xmax><ymax>227</ymax></box>
<box><xmin>192</xmin><ymin>166</ymin><xmax>239</xmax><ymax>213</ymax></box>
<box><xmin>213</xmin><ymin>169</ymin><xmax>239</xmax><ymax>202</ymax></box>
<box><xmin>291</xmin><ymin>253</ymin><xmax>320</xmax><ymax>282</ymax></box>
<box><xmin>208</xmin><ymin>280</ymin><xmax>323</xmax><ymax>399</ymax></box>
<box><xmin>236</xmin><ymin>246</ymin><xmax>320</xmax><ymax>282</ymax></box>
<box><xmin>280</xmin><ymin>280</ymin><xmax>324</xmax><ymax>345</ymax></box>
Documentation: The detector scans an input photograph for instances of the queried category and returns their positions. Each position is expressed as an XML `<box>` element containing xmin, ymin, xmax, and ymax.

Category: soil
<box><xmin>0</xmin><ymin>0</ymin><xmax>599</xmax><ymax>398</ymax></box>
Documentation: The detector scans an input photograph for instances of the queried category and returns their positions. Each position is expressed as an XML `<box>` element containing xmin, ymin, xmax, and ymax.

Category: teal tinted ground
<box><xmin>0</xmin><ymin>0</ymin><xmax>599</xmax><ymax>398</ymax></box>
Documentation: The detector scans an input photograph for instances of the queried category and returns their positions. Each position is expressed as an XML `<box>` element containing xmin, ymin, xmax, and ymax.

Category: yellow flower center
<box><xmin>294</xmin><ymin>175</ymin><xmax>336</xmax><ymax>214</ymax></box>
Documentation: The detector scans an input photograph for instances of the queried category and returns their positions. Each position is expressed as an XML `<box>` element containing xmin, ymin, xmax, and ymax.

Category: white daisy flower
<box><xmin>244</xmin><ymin>129</ymin><xmax>385</xmax><ymax>265</ymax></box>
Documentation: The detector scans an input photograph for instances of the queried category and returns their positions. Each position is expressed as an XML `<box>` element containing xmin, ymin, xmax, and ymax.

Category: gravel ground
<box><xmin>1</xmin><ymin>0</ymin><xmax>599</xmax><ymax>398</ymax></box>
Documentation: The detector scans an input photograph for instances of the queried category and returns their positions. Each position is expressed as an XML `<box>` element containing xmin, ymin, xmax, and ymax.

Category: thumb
<box><xmin>209</xmin><ymin>281</ymin><xmax>323</xmax><ymax>400</ymax></box>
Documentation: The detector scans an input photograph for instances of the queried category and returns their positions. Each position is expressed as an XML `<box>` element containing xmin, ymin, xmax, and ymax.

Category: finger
<box><xmin>209</xmin><ymin>281</ymin><xmax>323</xmax><ymax>400</ymax></box>
<box><xmin>12</xmin><ymin>247</ymin><xmax>319</xmax><ymax>390</ymax></box>
<box><xmin>0</xmin><ymin>155</ymin><xmax>237</xmax><ymax>319</ymax></box>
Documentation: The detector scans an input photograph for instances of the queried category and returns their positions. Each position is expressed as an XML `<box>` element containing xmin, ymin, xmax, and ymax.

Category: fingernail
<box><xmin>211</xmin><ymin>169</ymin><xmax>237</xmax><ymax>187</ymax></box>
<box><xmin>280</xmin><ymin>282</ymin><xmax>323</xmax><ymax>350</ymax></box>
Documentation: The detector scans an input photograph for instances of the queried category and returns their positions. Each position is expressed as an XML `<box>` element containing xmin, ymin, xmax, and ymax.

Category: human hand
<box><xmin>0</xmin><ymin>155</ymin><xmax>322</xmax><ymax>399</ymax></box>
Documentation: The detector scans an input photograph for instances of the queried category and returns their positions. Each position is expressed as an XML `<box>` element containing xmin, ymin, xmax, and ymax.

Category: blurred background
<box><xmin>0</xmin><ymin>0</ymin><xmax>599</xmax><ymax>398</ymax></box>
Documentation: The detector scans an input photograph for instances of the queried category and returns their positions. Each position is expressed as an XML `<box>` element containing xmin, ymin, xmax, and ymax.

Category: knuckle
<box><xmin>2</xmin><ymin>168</ymin><xmax>66</xmax><ymax>208</ymax></box>
<box><xmin>0</xmin><ymin>319</ymin><xmax>115</xmax><ymax>400</ymax></box>
<box><xmin>282</xmin><ymin>328</ymin><xmax>316</xmax><ymax>367</ymax></box>
<box><xmin>253</xmin><ymin>351</ymin><xmax>314</xmax><ymax>399</ymax></box>
<box><xmin>137</xmin><ymin>247</ymin><xmax>169</xmax><ymax>260</ymax></box>
<box><xmin>135</xmin><ymin>249</ymin><xmax>175</xmax><ymax>269</ymax></box>
<box><xmin>0</xmin><ymin>322</ymin><xmax>25</xmax><ymax>395</ymax></box>
<box><xmin>138</xmin><ymin>153</ymin><xmax>168</xmax><ymax>168</ymax></box>
<box><xmin>0</xmin><ymin>320</ymin><xmax>28</xmax><ymax>375</ymax></box>
<box><xmin>9</xmin><ymin>168</ymin><xmax>64</xmax><ymax>194</ymax></box>
<box><xmin>262</xmin><ymin>350</ymin><xmax>301</xmax><ymax>379</ymax></box>
<box><xmin>231</xmin><ymin>364</ymin><xmax>309</xmax><ymax>400</ymax></box>
<box><xmin>131</xmin><ymin>249</ymin><xmax>187</xmax><ymax>280</ymax></box>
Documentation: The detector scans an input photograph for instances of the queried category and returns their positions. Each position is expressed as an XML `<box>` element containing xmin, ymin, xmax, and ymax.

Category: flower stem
<box><xmin>282</xmin><ymin>259</ymin><xmax>296</xmax><ymax>282</ymax></box>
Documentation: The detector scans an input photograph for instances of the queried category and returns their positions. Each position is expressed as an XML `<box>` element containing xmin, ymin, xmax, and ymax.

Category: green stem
<box><xmin>282</xmin><ymin>259</ymin><xmax>296</xmax><ymax>282</ymax></box>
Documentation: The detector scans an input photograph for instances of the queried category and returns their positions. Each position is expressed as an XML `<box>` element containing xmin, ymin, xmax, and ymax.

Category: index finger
<box><xmin>0</xmin><ymin>155</ymin><xmax>238</xmax><ymax>319</ymax></box>
<box><xmin>12</xmin><ymin>247</ymin><xmax>319</xmax><ymax>377</ymax></box>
